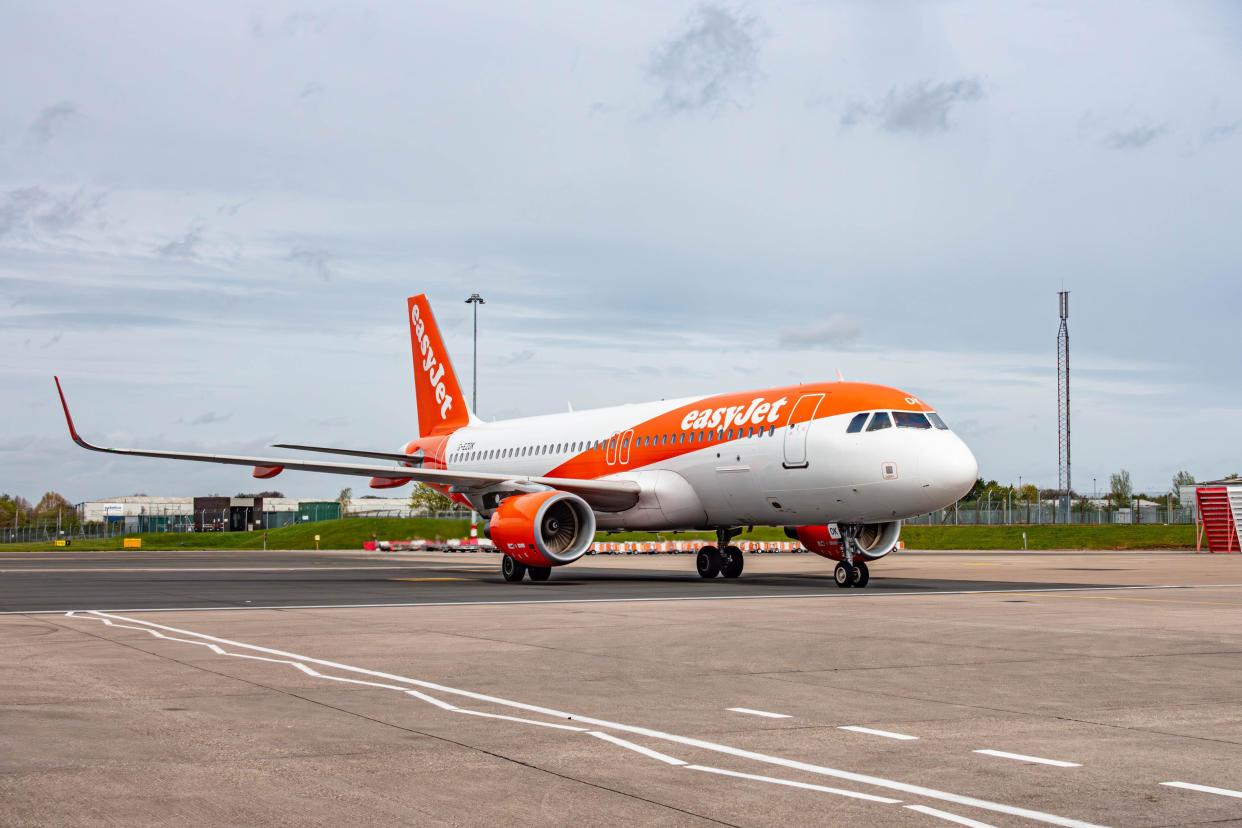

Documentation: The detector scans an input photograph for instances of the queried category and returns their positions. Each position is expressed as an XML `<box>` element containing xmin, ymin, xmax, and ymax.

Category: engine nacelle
<box><xmin>787</xmin><ymin>521</ymin><xmax>902</xmax><ymax>562</ymax></box>
<box><xmin>488</xmin><ymin>491</ymin><xmax>596</xmax><ymax>568</ymax></box>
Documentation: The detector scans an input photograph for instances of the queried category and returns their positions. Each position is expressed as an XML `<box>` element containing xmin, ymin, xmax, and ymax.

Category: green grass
<box><xmin>4</xmin><ymin>518</ymin><xmax>1196</xmax><ymax>552</ymax></box>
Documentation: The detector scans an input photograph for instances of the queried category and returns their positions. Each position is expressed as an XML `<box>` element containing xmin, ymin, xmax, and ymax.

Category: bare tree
<box><xmin>337</xmin><ymin>487</ymin><xmax>352</xmax><ymax>516</ymax></box>
<box><xmin>1109</xmin><ymin>470</ymin><xmax>1133</xmax><ymax>505</ymax></box>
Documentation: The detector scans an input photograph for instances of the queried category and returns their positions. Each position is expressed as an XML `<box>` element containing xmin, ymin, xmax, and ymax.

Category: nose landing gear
<box><xmin>833</xmin><ymin>526</ymin><xmax>871</xmax><ymax>588</ymax></box>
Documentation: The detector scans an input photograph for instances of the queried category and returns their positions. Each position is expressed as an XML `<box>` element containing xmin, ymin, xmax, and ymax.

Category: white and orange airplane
<box><xmin>55</xmin><ymin>294</ymin><xmax>977</xmax><ymax>586</ymax></box>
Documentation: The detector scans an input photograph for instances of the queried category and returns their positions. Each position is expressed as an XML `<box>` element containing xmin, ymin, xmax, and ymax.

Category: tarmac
<box><xmin>3</xmin><ymin>548</ymin><xmax>1242</xmax><ymax>826</ymax></box>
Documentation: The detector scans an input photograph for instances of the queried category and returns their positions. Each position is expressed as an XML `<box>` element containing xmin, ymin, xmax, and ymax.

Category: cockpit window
<box><xmin>927</xmin><ymin>412</ymin><xmax>949</xmax><ymax>430</ymax></box>
<box><xmin>846</xmin><ymin>412</ymin><xmax>869</xmax><ymax>433</ymax></box>
<box><xmin>893</xmin><ymin>411</ymin><xmax>932</xmax><ymax>429</ymax></box>
<box><xmin>866</xmin><ymin>412</ymin><xmax>893</xmax><ymax>432</ymax></box>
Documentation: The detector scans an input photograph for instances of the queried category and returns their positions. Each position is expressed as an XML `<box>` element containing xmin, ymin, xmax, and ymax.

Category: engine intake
<box><xmin>786</xmin><ymin>521</ymin><xmax>902</xmax><ymax>561</ymax></box>
<box><xmin>489</xmin><ymin>491</ymin><xmax>596</xmax><ymax>567</ymax></box>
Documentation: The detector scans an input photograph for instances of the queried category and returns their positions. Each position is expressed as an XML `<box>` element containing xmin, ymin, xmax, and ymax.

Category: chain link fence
<box><xmin>906</xmin><ymin>498</ymin><xmax>1195</xmax><ymax>526</ymax></box>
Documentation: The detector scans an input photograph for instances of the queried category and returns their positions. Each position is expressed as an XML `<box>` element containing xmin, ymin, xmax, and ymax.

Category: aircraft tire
<box><xmin>697</xmin><ymin>546</ymin><xmax>722</xmax><ymax>579</ymax></box>
<box><xmin>720</xmin><ymin>546</ymin><xmax>744</xmax><ymax>578</ymax></box>
<box><xmin>834</xmin><ymin>561</ymin><xmax>854</xmax><ymax>588</ymax></box>
<box><xmin>502</xmin><ymin>554</ymin><xmax>527</xmax><ymax>582</ymax></box>
<box><xmin>528</xmin><ymin>566</ymin><xmax>551</xmax><ymax>582</ymax></box>
<box><xmin>852</xmin><ymin>561</ymin><xmax>870</xmax><ymax>588</ymax></box>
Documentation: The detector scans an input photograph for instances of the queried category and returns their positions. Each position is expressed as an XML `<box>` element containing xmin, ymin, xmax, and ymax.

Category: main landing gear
<box><xmin>833</xmin><ymin>526</ymin><xmax>870</xmax><ymax>588</ymax></box>
<box><xmin>697</xmin><ymin>528</ymin><xmax>744</xmax><ymax>579</ymax></box>
<box><xmin>501</xmin><ymin>554</ymin><xmax>551</xmax><ymax>583</ymax></box>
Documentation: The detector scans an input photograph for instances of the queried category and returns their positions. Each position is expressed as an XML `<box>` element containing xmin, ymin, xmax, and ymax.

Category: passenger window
<box><xmin>866</xmin><ymin>412</ymin><xmax>893</xmax><ymax>432</ymax></box>
<box><xmin>928</xmin><ymin>412</ymin><xmax>949</xmax><ymax>430</ymax></box>
<box><xmin>893</xmin><ymin>411</ymin><xmax>932</xmax><ymax>429</ymax></box>
<box><xmin>846</xmin><ymin>413</ymin><xmax>869</xmax><ymax>433</ymax></box>
<box><xmin>622</xmin><ymin>436</ymin><xmax>630</xmax><ymax>449</ymax></box>
<box><xmin>727</xmin><ymin>429</ymin><xmax>734</xmax><ymax>440</ymax></box>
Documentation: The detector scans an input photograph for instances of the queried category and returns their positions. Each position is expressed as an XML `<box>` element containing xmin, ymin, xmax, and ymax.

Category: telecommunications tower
<box><xmin>1056</xmin><ymin>291</ymin><xmax>1071</xmax><ymax>516</ymax></box>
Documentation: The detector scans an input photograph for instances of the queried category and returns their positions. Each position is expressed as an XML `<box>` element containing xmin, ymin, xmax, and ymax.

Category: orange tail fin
<box><xmin>407</xmin><ymin>295</ymin><xmax>471</xmax><ymax>437</ymax></box>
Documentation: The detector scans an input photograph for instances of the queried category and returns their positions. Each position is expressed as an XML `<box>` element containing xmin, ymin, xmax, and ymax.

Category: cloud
<box><xmin>649</xmin><ymin>4</ymin><xmax>761</xmax><ymax>113</ymax></box>
<box><xmin>157</xmin><ymin>223</ymin><xmax>205</xmax><ymax>259</ymax></box>
<box><xmin>217</xmin><ymin>198</ymin><xmax>252</xmax><ymax>216</ymax></box>
<box><xmin>499</xmin><ymin>349</ymin><xmax>535</xmax><ymax>366</ymax></box>
<box><xmin>288</xmin><ymin>245</ymin><xmax>334</xmax><ymax>280</ymax></box>
<box><xmin>27</xmin><ymin>101</ymin><xmax>78</xmax><ymax>145</ymax></box>
<box><xmin>778</xmin><ymin>315</ymin><xmax>862</xmax><ymax>347</ymax></box>
<box><xmin>178</xmin><ymin>411</ymin><xmax>232</xmax><ymax>426</ymax></box>
<box><xmin>0</xmin><ymin>187</ymin><xmax>105</xmax><ymax>239</ymax></box>
<box><xmin>842</xmin><ymin>79</ymin><xmax>984</xmax><ymax>133</ymax></box>
<box><xmin>1104</xmin><ymin>124</ymin><xmax>1166</xmax><ymax>150</ymax></box>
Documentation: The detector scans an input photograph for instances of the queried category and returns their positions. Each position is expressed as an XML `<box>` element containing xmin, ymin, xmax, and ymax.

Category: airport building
<box><xmin>71</xmin><ymin>495</ymin><xmax>409</xmax><ymax>532</ymax></box>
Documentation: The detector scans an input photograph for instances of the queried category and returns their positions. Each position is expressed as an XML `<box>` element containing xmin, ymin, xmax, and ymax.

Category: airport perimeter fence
<box><xmin>906</xmin><ymin>498</ymin><xmax>1195</xmax><ymax>526</ymax></box>
<box><xmin>1</xmin><ymin>507</ymin><xmax>472</xmax><ymax>545</ymax></box>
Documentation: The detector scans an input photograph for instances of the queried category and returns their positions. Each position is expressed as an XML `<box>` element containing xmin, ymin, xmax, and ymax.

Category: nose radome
<box><xmin>946</xmin><ymin>437</ymin><xmax>979</xmax><ymax>500</ymax></box>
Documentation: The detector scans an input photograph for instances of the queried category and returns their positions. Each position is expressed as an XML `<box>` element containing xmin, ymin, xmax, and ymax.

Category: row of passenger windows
<box><xmin>448</xmin><ymin>423</ymin><xmax>778</xmax><ymax>465</ymax></box>
<box><xmin>846</xmin><ymin>410</ymin><xmax>949</xmax><ymax>433</ymax></box>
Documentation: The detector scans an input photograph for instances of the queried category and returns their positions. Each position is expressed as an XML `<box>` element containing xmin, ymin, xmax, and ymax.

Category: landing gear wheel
<box><xmin>528</xmin><ymin>566</ymin><xmax>551</xmax><ymax>582</ymax></box>
<box><xmin>501</xmin><ymin>554</ymin><xmax>527</xmax><ymax>582</ymax></box>
<box><xmin>851</xmin><ymin>561</ymin><xmax>870</xmax><ymax>588</ymax></box>
<box><xmin>697</xmin><ymin>546</ymin><xmax>722</xmax><ymax>579</ymax></box>
<box><xmin>834</xmin><ymin>561</ymin><xmax>855</xmax><ymax>588</ymax></box>
<box><xmin>720</xmin><ymin>546</ymin><xmax>744</xmax><ymax>578</ymax></box>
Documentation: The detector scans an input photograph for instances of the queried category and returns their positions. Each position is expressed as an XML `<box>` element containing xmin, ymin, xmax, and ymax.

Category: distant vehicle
<box><xmin>55</xmin><ymin>294</ymin><xmax>976</xmax><ymax>586</ymax></box>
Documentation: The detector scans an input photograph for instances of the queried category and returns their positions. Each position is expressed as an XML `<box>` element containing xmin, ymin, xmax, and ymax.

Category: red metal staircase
<box><xmin>1196</xmin><ymin>487</ymin><xmax>1240</xmax><ymax>553</ymax></box>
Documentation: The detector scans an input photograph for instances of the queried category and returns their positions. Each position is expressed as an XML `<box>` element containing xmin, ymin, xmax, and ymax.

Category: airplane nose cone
<box><xmin>945</xmin><ymin>437</ymin><xmax>979</xmax><ymax>501</ymax></box>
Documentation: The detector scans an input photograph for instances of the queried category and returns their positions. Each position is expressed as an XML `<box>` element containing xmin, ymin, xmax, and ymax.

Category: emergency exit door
<box><xmin>782</xmin><ymin>393</ymin><xmax>824</xmax><ymax>468</ymax></box>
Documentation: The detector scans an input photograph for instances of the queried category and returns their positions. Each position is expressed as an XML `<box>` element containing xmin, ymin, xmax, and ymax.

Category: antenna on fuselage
<box><xmin>835</xmin><ymin>369</ymin><xmax>845</xmax><ymax>382</ymax></box>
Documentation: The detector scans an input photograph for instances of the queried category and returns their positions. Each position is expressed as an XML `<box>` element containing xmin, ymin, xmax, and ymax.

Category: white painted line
<box><xmin>905</xmin><ymin>804</ymin><xmax>998</xmax><ymax>827</ymax></box>
<box><xmin>7</xmin><ymin>581</ymin><xmax>1228</xmax><ymax>615</ymax></box>
<box><xmin>728</xmin><ymin>707</ymin><xmax>791</xmax><ymax>719</ymax></box>
<box><xmin>74</xmin><ymin>611</ymin><xmax>1104</xmax><ymax>828</ymax></box>
<box><xmin>686</xmin><ymin>765</ymin><xmax>902</xmax><ymax>804</ymax></box>
<box><xmin>589</xmin><ymin>731</ymin><xmax>686</xmax><ymax>765</ymax></box>
<box><xmin>974</xmin><ymin>750</ymin><xmax>1081</xmax><ymax>768</ymax></box>
<box><xmin>456</xmin><ymin>709</ymin><xmax>587</xmax><ymax>732</ymax></box>
<box><xmin>0</xmin><ymin>566</ymin><xmax>433</xmax><ymax>574</ymax></box>
<box><xmin>1161</xmin><ymin>781</ymin><xmax>1242</xmax><ymax>799</ymax></box>
<box><xmin>839</xmin><ymin>726</ymin><xmax>919</xmax><ymax>741</ymax></box>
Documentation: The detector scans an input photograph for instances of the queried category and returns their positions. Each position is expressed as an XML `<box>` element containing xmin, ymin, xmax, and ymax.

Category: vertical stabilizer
<box><xmin>407</xmin><ymin>295</ymin><xmax>471</xmax><ymax>437</ymax></box>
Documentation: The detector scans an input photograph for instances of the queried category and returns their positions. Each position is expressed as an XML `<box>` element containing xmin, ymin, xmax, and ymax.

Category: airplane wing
<box><xmin>54</xmin><ymin>378</ymin><xmax>639</xmax><ymax>512</ymax></box>
<box><xmin>271</xmin><ymin>443</ymin><xmax>422</xmax><ymax>464</ymax></box>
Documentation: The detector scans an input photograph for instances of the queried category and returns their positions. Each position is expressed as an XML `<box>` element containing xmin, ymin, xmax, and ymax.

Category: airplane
<box><xmin>54</xmin><ymin>294</ymin><xmax>977</xmax><ymax>587</ymax></box>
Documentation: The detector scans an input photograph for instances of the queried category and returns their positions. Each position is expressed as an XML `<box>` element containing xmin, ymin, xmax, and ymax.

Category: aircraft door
<box><xmin>782</xmin><ymin>393</ymin><xmax>824</xmax><ymax>469</ymax></box>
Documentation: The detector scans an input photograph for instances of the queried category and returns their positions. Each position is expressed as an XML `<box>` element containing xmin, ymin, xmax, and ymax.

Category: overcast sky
<box><xmin>2</xmin><ymin>0</ymin><xmax>1240</xmax><ymax>502</ymax></box>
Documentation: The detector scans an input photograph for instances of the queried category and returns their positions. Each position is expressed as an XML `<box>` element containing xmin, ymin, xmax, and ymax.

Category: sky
<box><xmin>2</xmin><ymin>0</ymin><xmax>1240</xmax><ymax>502</ymax></box>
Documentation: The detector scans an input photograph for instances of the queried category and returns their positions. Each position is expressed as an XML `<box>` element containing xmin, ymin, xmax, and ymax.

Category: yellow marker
<box><xmin>123</xmin><ymin>538</ymin><xmax>142</xmax><ymax>549</ymax></box>
<box><xmin>54</xmin><ymin>540</ymin><xmax>67</xmax><ymax>547</ymax></box>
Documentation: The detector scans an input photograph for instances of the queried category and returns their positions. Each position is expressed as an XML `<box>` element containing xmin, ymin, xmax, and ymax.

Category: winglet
<box><xmin>53</xmin><ymin>376</ymin><xmax>88</xmax><ymax>447</ymax></box>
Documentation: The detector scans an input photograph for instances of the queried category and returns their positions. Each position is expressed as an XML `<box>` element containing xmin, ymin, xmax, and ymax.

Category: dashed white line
<box><xmin>839</xmin><ymin>726</ymin><xmax>919</xmax><ymax>741</ymax></box>
<box><xmin>1161</xmin><ymin>781</ymin><xmax>1242</xmax><ymax>799</ymax></box>
<box><xmin>589</xmin><ymin>731</ymin><xmax>687</xmax><ymax>765</ymax></box>
<box><xmin>974</xmin><ymin>750</ymin><xmax>1081</xmax><ymax>768</ymax></box>
<box><xmin>905</xmin><ymin>804</ymin><xmax>998</xmax><ymax>827</ymax></box>
<box><xmin>73</xmin><ymin>610</ymin><xmax>1104</xmax><ymax>828</ymax></box>
<box><xmin>727</xmin><ymin>707</ymin><xmax>792</xmax><ymax>719</ymax></box>
<box><xmin>685</xmin><ymin>765</ymin><xmax>903</xmax><ymax>804</ymax></box>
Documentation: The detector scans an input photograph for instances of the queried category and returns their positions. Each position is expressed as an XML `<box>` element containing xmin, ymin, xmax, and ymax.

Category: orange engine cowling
<box><xmin>788</xmin><ymin>521</ymin><xmax>902</xmax><ymax>562</ymax></box>
<box><xmin>488</xmin><ymin>491</ymin><xmax>596</xmax><ymax>568</ymax></box>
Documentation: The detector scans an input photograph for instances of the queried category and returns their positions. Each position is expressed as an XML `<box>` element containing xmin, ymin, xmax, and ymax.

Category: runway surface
<box><xmin>4</xmin><ymin>549</ymin><xmax>1242</xmax><ymax>827</ymax></box>
<box><xmin>0</xmin><ymin>549</ymin><xmax>1124</xmax><ymax>613</ymax></box>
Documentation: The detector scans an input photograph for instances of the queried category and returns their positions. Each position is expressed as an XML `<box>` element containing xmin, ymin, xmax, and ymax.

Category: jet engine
<box><xmin>488</xmin><ymin>491</ymin><xmax>596</xmax><ymax>568</ymax></box>
<box><xmin>787</xmin><ymin>521</ymin><xmax>902</xmax><ymax>561</ymax></box>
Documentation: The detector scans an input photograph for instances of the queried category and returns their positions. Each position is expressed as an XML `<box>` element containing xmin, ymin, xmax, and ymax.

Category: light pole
<box><xmin>465</xmin><ymin>293</ymin><xmax>485</xmax><ymax>414</ymax></box>
<box><xmin>464</xmin><ymin>293</ymin><xmax>485</xmax><ymax>544</ymax></box>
